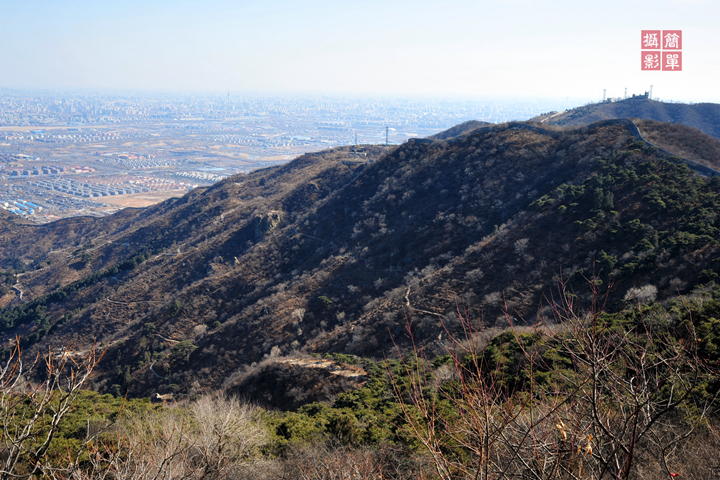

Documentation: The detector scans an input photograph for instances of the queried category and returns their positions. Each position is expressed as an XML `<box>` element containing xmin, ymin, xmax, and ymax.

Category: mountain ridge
<box><xmin>2</xmin><ymin>119</ymin><xmax>720</xmax><ymax>398</ymax></box>
<box><xmin>530</xmin><ymin>96</ymin><xmax>720</xmax><ymax>139</ymax></box>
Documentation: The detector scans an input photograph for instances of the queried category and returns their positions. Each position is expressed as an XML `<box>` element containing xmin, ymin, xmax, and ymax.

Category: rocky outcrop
<box><xmin>254</xmin><ymin>210</ymin><xmax>284</xmax><ymax>241</ymax></box>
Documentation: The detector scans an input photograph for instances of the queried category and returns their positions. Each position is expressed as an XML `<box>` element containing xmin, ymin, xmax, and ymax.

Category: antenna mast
<box><xmin>385</xmin><ymin>126</ymin><xmax>389</xmax><ymax>145</ymax></box>
<box><xmin>649</xmin><ymin>85</ymin><xmax>653</xmax><ymax>100</ymax></box>
<box><xmin>624</xmin><ymin>87</ymin><xmax>627</xmax><ymax>100</ymax></box>
<box><xmin>602</xmin><ymin>89</ymin><xmax>606</xmax><ymax>102</ymax></box>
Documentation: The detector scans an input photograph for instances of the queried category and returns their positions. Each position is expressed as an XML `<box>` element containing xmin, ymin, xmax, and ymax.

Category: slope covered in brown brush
<box><xmin>2</xmin><ymin>121</ymin><xmax>720</xmax><ymax>399</ymax></box>
<box><xmin>531</xmin><ymin>96</ymin><xmax>720</xmax><ymax>139</ymax></box>
<box><xmin>634</xmin><ymin>118</ymin><xmax>720</xmax><ymax>169</ymax></box>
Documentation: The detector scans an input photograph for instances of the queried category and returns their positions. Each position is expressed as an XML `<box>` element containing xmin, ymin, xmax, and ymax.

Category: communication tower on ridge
<box><xmin>603</xmin><ymin>89</ymin><xmax>606</xmax><ymax>102</ymax></box>
<box><xmin>649</xmin><ymin>85</ymin><xmax>653</xmax><ymax>100</ymax></box>
<box><xmin>624</xmin><ymin>87</ymin><xmax>627</xmax><ymax>99</ymax></box>
<box><xmin>385</xmin><ymin>126</ymin><xmax>389</xmax><ymax>145</ymax></box>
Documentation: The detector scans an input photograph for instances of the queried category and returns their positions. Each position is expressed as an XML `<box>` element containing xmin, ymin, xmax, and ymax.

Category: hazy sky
<box><xmin>1</xmin><ymin>0</ymin><xmax>718</xmax><ymax>102</ymax></box>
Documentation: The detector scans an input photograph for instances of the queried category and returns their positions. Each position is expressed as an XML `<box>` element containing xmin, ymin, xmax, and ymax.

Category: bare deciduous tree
<box><xmin>73</xmin><ymin>394</ymin><xmax>267</xmax><ymax>480</ymax></box>
<box><xmin>278</xmin><ymin>441</ymin><xmax>426</xmax><ymax>480</ymax></box>
<box><xmin>389</xmin><ymin>278</ymin><xmax>719</xmax><ymax>480</ymax></box>
<box><xmin>0</xmin><ymin>342</ymin><xmax>109</xmax><ymax>480</ymax></box>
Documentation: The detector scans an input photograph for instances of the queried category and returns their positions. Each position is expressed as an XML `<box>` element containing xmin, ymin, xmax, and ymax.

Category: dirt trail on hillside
<box><xmin>280</xmin><ymin>357</ymin><xmax>367</xmax><ymax>379</ymax></box>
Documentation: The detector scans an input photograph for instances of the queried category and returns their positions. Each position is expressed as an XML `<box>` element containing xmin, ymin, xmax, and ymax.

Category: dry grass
<box><xmin>635</xmin><ymin>118</ymin><xmax>720</xmax><ymax>169</ymax></box>
<box><xmin>100</xmin><ymin>190</ymin><xmax>187</xmax><ymax>208</ymax></box>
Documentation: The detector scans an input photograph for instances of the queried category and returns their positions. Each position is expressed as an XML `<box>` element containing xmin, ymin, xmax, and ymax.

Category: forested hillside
<box><xmin>1</xmin><ymin>121</ymin><xmax>720</xmax><ymax>403</ymax></box>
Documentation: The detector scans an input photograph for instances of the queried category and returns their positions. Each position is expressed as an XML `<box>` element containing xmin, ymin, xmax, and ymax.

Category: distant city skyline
<box><xmin>1</xmin><ymin>0</ymin><xmax>719</xmax><ymax>103</ymax></box>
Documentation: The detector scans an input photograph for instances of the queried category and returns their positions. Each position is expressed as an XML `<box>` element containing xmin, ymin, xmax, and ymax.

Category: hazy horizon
<box><xmin>0</xmin><ymin>87</ymin><xmax>597</xmax><ymax>106</ymax></box>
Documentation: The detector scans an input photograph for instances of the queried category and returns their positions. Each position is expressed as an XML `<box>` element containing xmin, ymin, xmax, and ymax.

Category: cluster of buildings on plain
<box><xmin>6</xmin><ymin>164</ymin><xmax>65</xmax><ymax>176</ymax></box>
<box><xmin>95</xmin><ymin>154</ymin><xmax>185</xmax><ymax>169</ymax></box>
<box><xmin>2</xmin><ymin>130</ymin><xmax>127</xmax><ymax>143</ymax></box>
<box><xmin>0</xmin><ymin>181</ymin><xmax>108</xmax><ymax>217</ymax></box>
<box><xmin>0</xmin><ymin>174</ymin><xmax>193</xmax><ymax>219</ymax></box>
<box><xmin>28</xmin><ymin>177</ymin><xmax>152</xmax><ymax>198</ymax></box>
<box><xmin>2</xmin><ymin>198</ymin><xmax>42</xmax><ymax>215</ymax></box>
<box><xmin>174</xmin><ymin>171</ymin><xmax>227</xmax><ymax>182</ymax></box>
